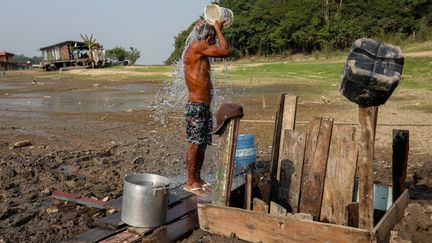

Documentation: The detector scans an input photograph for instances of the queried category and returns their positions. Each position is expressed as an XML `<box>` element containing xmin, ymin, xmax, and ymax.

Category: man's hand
<box><xmin>213</xmin><ymin>20</ymin><xmax>226</xmax><ymax>31</ymax></box>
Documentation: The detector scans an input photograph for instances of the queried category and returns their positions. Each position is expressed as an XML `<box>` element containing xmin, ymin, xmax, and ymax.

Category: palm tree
<box><xmin>128</xmin><ymin>47</ymin><xmax>141</xmax><ymax>65</ymax></box>
<box><xmin>80</xmin><ymin>33</ymin><xmax>98</xmax><ymax>68</ymax></box>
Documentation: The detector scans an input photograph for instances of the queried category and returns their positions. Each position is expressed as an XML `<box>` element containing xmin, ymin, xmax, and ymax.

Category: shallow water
<box><xmin>0</xmin><ymin>83</ymin><xmax>158</xmax><ymax>113</ymax></box>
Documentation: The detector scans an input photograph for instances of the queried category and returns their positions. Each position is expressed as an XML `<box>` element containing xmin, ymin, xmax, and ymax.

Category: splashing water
<box><xmin>149</xmin><ymin>23</ymin><xmax>232</xmax><ymax>125</ymax></box>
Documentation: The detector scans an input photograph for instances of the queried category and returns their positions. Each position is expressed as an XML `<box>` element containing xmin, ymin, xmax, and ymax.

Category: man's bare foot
<box><xmin>198</xmin><ymin>179</ymin><xmax>212</xmax><ymax>192</ymax></box>
<box><xmin>183</xmin><ymin>184</ymin><xmax>210</xmax><ymax>197</ymax></box>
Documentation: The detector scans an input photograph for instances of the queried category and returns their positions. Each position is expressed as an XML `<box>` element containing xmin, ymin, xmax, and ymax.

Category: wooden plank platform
<box><xmin>70</xmin><ymin>173</ymin><xmax>245</xmax><ymax>242</ymax></box>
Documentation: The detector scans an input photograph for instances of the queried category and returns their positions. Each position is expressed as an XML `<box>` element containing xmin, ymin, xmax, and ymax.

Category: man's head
<box><xmin>194</xmin><ymin>22</ymin><xmax>216</xmax><ymax>45</ymax></box>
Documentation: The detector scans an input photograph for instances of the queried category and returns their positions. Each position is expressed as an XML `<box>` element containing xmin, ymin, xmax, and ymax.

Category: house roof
<box><xmin>0</xmin><ymin>51</ymin><xmax>15</xmax><ymax>57</ymax></box>
<box><xmin>40</xmin><ymin>40</ymin><xmax>86</xmax><ymax>50</ymax></box>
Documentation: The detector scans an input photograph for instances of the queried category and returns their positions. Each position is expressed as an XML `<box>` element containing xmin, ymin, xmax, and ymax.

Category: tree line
<box><xmin>165</xmin><ymin>0</ymin><xmax>432</xmax><ymax>64</ymax></box>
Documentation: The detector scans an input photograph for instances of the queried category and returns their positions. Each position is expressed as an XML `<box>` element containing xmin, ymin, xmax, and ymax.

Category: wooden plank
<box><xmin>373</xmin><ymin>190</ymin><xmax>410</xmax><ymax>243</ymax></box>
<box><xmin>142</xmin><ymin>211</ymin><xmax>199</xmax><ymax>243</ymax></box>
<box><xmin>244</xmin><ymin>167</ymin><xmax>253</xmax><ymax>210</ymax></box>
<box><xmin>320</xmin><ymin>125</ymin><xmax>358</xmax><ymax>225</ymax></box>
<box><xmin>71</xmin><ymin>227</ymin><xmax>125</xmax><ymax>243</ymax></box>
<box><xmin>299</xmin><ymin>118</ymin><xmax>333</xmax><ymax>220</ymax></box>
<box><xmin>270</xmin><ymin>201</ymin><xmax>287</xmax><ymax>216</ymax></box>
<box><xmin>358</xmin><ymin>106</ymin><xmax>378</xmax><ymax>229</ymax></box>
<box><xmin>198</xmin><ymin>203</ymin><xmax>372</xmax><ymax>243</ymax></box>
<box><xmin>277</xmin><ymin>95</ymin><xmax>298</xmax><ymax>181</ymax></box>
<box><xmin>212</xmin><ymin>118</ymin><xmax>241</xmax><ymax>206</ymax></box>
<box><xmin>392</xmin><ymin>130</ymin><xmax>409</xmax><ymax>202</ymax></box>
<box><xmin>52</xmin><ymin>191</ymin><xmax>105</xmax><ymax>209</ymax></box>
<box><xmin>99</xmin><ymin>230</ymin><xmax>140</xmax><ymax>243</ymax></box>
<box><xmin>279</xmin><ymin>130</ymin><xmax>307</xmax><ymax>213</ymax></box>
<box><xmin>253</xmin><ymin>198</ymin><xmax>269</xmax><ymax>213</ymax></box>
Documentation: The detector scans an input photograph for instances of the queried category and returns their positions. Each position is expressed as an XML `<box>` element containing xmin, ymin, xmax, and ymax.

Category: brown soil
<box><xmin>0</xmin><ymin>69</ymin><xmax>431</xmax><ymax>242</ymax></box>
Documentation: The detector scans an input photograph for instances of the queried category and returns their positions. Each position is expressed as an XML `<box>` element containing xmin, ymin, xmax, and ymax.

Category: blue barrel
<box><xmin>235</xmin><ymin>134</ymin><xmax>256</xmax><ymax>168</ymax></box>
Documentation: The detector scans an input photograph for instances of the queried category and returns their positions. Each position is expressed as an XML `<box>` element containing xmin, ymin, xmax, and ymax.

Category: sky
<box><xmin>0</xmin><ymin>0</ymin><xmax>213</xmax><ymax>65</ymax></box>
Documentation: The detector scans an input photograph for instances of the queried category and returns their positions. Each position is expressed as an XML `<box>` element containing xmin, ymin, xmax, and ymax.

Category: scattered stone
<box><xmin>107</xmin><ymin>208</ymin><xmax>116</xmax><ymax>215</ymax></box>
<box><xmin>132</xmin><ymin>156</ymin><xmax>144</xmax><ymax>164</ymax></box>
<box><xmin>12</xmin><ymin>140</ymin><xmax>32</xmax><ymax>148</ymax></box>
<box><xmin>320</xmin><ymin>96</ymin><xmax>331</xmax><ymax>104</ymax></box>
<box><xmin>42</xmin><ymin>188</ymin><xmax>53</xmax><ymax>196</ymax></box>
<box><xmin>46</xmin><ymin>206</ymin><xmax>59</xmax><ymax>214</ymax></box>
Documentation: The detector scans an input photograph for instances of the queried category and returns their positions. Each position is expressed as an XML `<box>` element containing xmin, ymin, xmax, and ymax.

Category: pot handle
<box><xmin>153</xmin><ymin>185</ymin><xmax>170</xmax><ymax>196</ymax></box>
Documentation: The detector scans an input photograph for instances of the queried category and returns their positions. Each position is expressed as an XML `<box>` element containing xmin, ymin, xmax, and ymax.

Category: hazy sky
<box><xmin>1</xmin><ymin>0</ymin><xmax>213</xmax><ymax>65</ymax></box>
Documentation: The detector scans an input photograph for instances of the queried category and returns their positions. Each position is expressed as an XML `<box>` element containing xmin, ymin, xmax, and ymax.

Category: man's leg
<box><xmin>185</xmin><ymin>143</ymin><xmax>209</xmax><ymax>197</ymax></box>
<box><xmin>185</xmin><ymin>143</ymin><xmax>206</xmax><ymax>189</ymax></box>
<box><xmin>195</xmin><ymin>144</ymin><xmax>206</xmax><ymax>181</ymax></box>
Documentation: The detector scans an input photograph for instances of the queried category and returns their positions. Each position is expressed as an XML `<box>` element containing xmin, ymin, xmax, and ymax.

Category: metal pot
<box><xmin>121</xmin><ymin>173</ymin><xmax>170</xmax><ymax>227</ymax></box>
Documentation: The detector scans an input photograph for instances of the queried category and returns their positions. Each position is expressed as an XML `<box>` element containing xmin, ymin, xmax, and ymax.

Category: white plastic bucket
<box><xmin>204</xmin><ymin>4</ymin><xmax>234</xmax><ymax>27</ymax></box>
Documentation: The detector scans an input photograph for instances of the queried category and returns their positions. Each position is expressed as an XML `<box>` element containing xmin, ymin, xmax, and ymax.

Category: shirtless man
<box><xmin>183</xmin><ymin>20</ymin><xmax>230</xmax><ymax>197</ymax></box>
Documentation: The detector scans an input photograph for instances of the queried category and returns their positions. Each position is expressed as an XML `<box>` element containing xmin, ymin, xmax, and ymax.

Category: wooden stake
<box><xmin>270</xmin><ymin>93</ymin><xmax>286</xmax><ymax>178</ymax></box>
<box><xmin>357</xmin><ymin>106</ymin><xmax>378</xmax><ymax>230</ymax></box>
<box><xmin>262</xmin><ymin>95</ymin><xmax>266</xmax><ymax>109</ymax></box>
<box><xmin>392</xmin><ymin>129</ymin><xmax>409</xmax><ymax>202</ymax></box>
<box><xmin>277</xmin><ymin>95</ymin><xmax>298</xmax><ymax>181</ymax></box>
<box><xmin>244</xmin><ymin>166</ymin><xmax>253</xmax><ymax>210</ymax></box>
<box><xmin>212</xmin><ymin>118</ymin><xmax>241</xmax><ymax>206</ymax></box>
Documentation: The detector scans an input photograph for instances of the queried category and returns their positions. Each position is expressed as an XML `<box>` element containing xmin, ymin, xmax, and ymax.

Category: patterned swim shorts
<box><xmin>185</xmin><ymin>103</ymin><xmax>213</xmax><ymax>145</ymax></box>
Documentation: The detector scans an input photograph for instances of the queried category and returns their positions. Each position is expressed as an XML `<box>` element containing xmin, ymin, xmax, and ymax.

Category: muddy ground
<box><xmin>0</xmin><ymin>69</ymin><xmax>431</xmax><ymax>242</ymax></box>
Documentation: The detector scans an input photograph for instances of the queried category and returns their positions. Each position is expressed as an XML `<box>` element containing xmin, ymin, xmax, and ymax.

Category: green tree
<box><xmin>106</xmin><ymin>47</ymin><xmax>128</xmax><ymax>61</ymax></box>
<box><xmin>127</xmin><ymin>47</ymin><xmax>141</xmax><ymax>65</ymax></box>
<box><xmin>166</xmin><ymin>0</ymin><xmax>432</xmax><ymax>61</ymax></box>
<box><xmin>11</xmin><ymin>55</ymin><xmax>41</xmax><ymax>64</ymax></box>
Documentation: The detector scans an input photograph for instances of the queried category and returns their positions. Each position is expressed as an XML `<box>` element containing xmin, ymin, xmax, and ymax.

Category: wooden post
<box><xmin>212</xmin><ymin>118</ymin><xmax>241</xmax><ymax>206</ymax></box>
<box><xmin>270</xmin><ymin>93</ymin><xmax>286</xmax><ymax>178</ymax></box>
<box><xmin>299</xmin><ymin>118</ymin><xmax>333</xmax><ymax>220</ymax></box>
<box><xmin>277</xmin><ymin>95</ymin><xmax>298</xmax><ymax>181</ymax></box>
<box><xmin>392</xmin><ymin>129</ymin><xmax>409</xmax><ymax>202</ymax></box>
<box><xmin>262</xmin><ymin>93</ymin><xmax>286</xmax><ymax>205</ymax></box>
<box><xmin>357</xmin><ymin>106</ymin><xmax>378</xmax><ymax>230</ymax></box>
<box><xmin>244</xmin><ymin>166</ymin><xmax>253</xmax><ymax>210</ymax></box>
